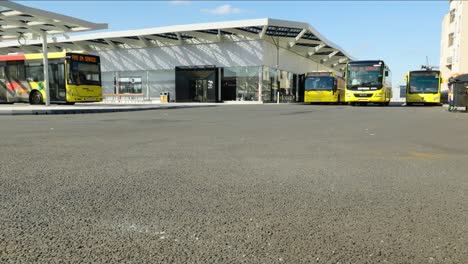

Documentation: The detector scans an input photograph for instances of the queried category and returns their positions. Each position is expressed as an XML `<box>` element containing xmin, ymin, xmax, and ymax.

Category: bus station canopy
<box><xmin>0</xmin><ymin>18</ymin><xmax>353</xmax><ymax>71</ymax></box>
<box><xmin>0</xmin><ymin>1</ymin><xmax>107</xmax><ymax>42</ymax></box>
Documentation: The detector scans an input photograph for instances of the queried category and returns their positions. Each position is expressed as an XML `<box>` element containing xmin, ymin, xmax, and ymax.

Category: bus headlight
<box><xmin>434</xmin><ymin>97</ymin><xmax>440</xmax><ymax>101</ymax></box>
<box><xmin>346</xmin><ymin>92</ymin><xmax>351</xmax><ymax>98</ymax></box>
<box><xmin>375</xmin><ymin>93</ymin><xmax>382</xmax><ymax>97</ymax></box>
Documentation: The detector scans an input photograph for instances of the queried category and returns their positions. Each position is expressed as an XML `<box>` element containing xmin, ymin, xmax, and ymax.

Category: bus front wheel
<box><xmin>29</xmin><ymin>91</ymin><xmax>43</xmax><ymax>105</ymax></box>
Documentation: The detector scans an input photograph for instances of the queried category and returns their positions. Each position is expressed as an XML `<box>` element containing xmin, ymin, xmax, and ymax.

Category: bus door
<box><xmin>48</xmin><ymin>61</ymin><xmax>66</xmax><ymax>102</ymax></box>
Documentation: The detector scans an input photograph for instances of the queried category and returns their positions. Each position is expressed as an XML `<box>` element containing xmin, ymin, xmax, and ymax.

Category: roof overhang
<box><xmin>0</xmin><ymin>17</ymin><xmax>352</xmax><ymax>70</ymax></box>
<box><xmin>0</xmin><ymin>1</ymin><xmax>107</xmax><ymax>41</ymax></box>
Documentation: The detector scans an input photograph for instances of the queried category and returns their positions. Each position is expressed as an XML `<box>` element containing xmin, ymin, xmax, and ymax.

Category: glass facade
<box><xmin>102</xmin><ymin>66</ymin><xmax>299</xmax><ymax>102</ymax></box>
<box><xmin>222</xmin><ymin>66</ymin><xmax>260</xmax><ymax>101</ymax></box>
<box><xmin>102</xmin><ymin>70</ymin><xmax>175</xmax><ymax>100</ymax></box>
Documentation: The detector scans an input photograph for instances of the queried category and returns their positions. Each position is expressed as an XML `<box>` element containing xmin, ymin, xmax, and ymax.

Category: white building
<box><xmin>440</xmin><ymin>0</ymin><xmax>468</xmax><ymax>89</ymax></box>
<box><xmin>0</xmin><ymin>18</ymin><xmax>354</xmax><ymax>103</ymax></box>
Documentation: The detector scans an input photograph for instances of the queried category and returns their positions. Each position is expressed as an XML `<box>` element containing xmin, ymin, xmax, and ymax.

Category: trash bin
<box><xmin>159</xmin><ymin>92</ymin><xmax>170</xmax><ymax>103</ymax></box>
<box><xmin>448</xmin><ymin>74</ymin><xmax>468</xmax><ymax>112</ymax></box>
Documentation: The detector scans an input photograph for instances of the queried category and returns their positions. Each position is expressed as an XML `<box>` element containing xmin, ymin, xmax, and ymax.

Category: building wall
<box><xmin>440</xmin><ymin>0</ymin><xmax>468</xmax><ymax>90</ymax></box>
<box><xmin>440</xmin><ymin>13</ymin><xmax>449</xmax><ymax>89</ymax></box>
<box><xmin>98</xmin><ymin>40</ymin><xmax>265</xmax><ymax>71</ymax></box>
<box><xmin>98</xmin><ymin>40</ymin><xmax>265</xmax><ymax>97</ymax></box>
<box><xmin>262</xmin><ymin>41</ymin><xmax>333</xmax><ymax>74</ymax></box>
<box><xmin>97</xmin><ymin>39</ymin><xmax>336</xmax><ymax>100</ymax></box>
<box><xmin>458</xmin><ymin>3</ymin><xmax>468</xmax><ymax>71</ymax></box>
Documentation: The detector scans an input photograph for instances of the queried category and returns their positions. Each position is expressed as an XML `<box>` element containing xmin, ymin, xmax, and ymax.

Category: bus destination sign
<box><xmin>350</xmin><ymin>66</ymin><xmax>380</xmax><ymax>72</ymax></box>
<box><xmin>307</xmin><ymin>72</ymin><xmax>333</xmax><ymax>77</ymax></box>
<box><xmin>70</xmin><ymin>54</ymin><xmax>98</xmax><ymax>63</ymax></box>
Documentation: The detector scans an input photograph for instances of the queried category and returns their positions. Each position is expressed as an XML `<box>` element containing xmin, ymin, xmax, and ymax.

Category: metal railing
<box><xmin>102</xmin><ymin>93</ymin><xmax>145</xmax><ymax>103</ymax></box>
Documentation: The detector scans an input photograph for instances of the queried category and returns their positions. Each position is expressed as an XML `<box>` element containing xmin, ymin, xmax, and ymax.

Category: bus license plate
<box><xmin>358</xmin><ymin>99</ymin><xmax>368</xmax><ymax>101</ymax></box>
<box><xmin>87</xmin><ymin>97</ymin><xmax>95</xmax><ymax>101</ymax></box>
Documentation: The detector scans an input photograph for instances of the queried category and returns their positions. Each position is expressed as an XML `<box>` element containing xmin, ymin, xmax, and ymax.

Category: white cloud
<box><xmin>169</xmin><ymin>0</ymin><xmax>190</xmax><ymax>5</ymax></box>
<box><xmin>202</xmin><ymin>4</ymin><xmax>241</xmax><ymax>15</ymax></box>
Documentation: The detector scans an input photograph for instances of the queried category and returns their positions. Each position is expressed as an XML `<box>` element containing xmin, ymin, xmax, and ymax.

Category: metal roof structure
<box><xmin>0</xmin><ymin>1</ymin><xmax>107</xmax><ymax>41</ymax></box>
<box><xmin>0</xmin><ymin>18</ymin><xmax>353</xmax><ymax>70</ymax></box>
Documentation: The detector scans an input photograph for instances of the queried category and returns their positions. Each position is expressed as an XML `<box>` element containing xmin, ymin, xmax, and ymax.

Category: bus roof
<box><xmin>0</xmin><ymin>51</ymin><xmax>89</xmax><ymax>61</ymax></box>
<box><xmin>306</xmin><ymin>71</ymin><xmax>334</xmax><ymax>77</ymax></box>
<box><xmin>347</xmin><ymin>60</ymin><xmax>390</xmax><ymax>71</ymax></box>
<box><xmin>348</xmin><ymin>60</ymin><xmax>384</xmax><ymax>65</ymax></box>
<box><xmin>0</xmin><ymin>54</ymin><xmax>26</xmax><ymax>61</ymax></box>
<box><xmin>410</xmin><ymin>70</ymin><xmax>440</xmax><ymax>74</ymax></box>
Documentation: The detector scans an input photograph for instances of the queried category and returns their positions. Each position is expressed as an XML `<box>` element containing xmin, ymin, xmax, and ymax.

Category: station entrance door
<box><xmin>175</xmin><ymin>66</ymin><xmax>219</xmax><ymax>102</ymax></box>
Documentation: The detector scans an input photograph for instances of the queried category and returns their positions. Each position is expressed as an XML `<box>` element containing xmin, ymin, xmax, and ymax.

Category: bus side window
<box><xmin>6</xmin><ymin>62</ymin><xmax>26</xmax><ymax>82</ymax></box>
<box><xmin>0</xmin><ymin>65</ymin><xmax>5</xmax><ymax>80</ymax></box>
<box><xmin>18</xmin><ymin>63</ymin><xmax>25</xmax><ymax>81</ymax></box>
<box><xmin>26</xmin><ymin>64</ymin><xmax>44</xmax><ymax>82</ymax></box>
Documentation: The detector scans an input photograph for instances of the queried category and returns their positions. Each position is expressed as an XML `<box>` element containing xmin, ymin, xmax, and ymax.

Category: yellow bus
<box><xmin>304</xmin><ymin>71</ymin><xmax>345</xmax><ymax>104</ymax></box>
<box><xmin>404</xmin><ymin>70</ymin><xmax>442</xmax><ymax>106</ymax></box>
<box><xmin>0</xmin><ymin>51</ymin><xmax>102</xmax><ymax>105</ymax></box>
<box><xmin>345</xmin><ymin>60</ymin><xmax>392</xmax><ymax>106</ymax></box>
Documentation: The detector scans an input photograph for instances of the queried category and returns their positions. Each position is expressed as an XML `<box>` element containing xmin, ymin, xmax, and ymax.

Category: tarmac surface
<box><xmin>1</xmin><ymin>104</ymin><xmax>468</xmax><ymax>263</ymax></box>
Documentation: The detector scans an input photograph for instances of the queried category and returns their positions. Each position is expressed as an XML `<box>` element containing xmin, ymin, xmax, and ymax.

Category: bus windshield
<box><xmin>305</xmin><ymin>77</ymin><xmax>334</xmax><ymax>91</ymax></box>
<box><xmin>346</xmin><ymin>63</ymin><xmax>383</xmax><ymax>88</ymax></box>
<box><xmin>67</xmin><ymin>54</ymin><xmax>101</xmax><ymax>86</ymax></box>
<box><xmin>409</xmin><ymin>72</ymin><xmax>439</xmax><ymax>94</ymax></box>
<box><xmin>68</xmin><ymin>62</ymin><xmax>100</xmax><ymax>86</ymax></box>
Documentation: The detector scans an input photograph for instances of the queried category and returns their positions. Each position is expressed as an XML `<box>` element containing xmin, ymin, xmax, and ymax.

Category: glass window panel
<box><xmin>222</xmin><ymin>66</ymin><xmax>260</xmax><ymax>101</ymax></box>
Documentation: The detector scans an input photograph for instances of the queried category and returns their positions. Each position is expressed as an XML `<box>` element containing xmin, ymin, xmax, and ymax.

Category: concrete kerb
<box><xmin>0</xmin><ymin>104</ymin><xmax>218</xmax><ymax>116</ymax></box>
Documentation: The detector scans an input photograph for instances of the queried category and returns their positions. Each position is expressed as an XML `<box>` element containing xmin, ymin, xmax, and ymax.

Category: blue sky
<box><xmin>18</xmin><ymin>1</ymin><xmax>448</xmax><ymax>86</ymax></box>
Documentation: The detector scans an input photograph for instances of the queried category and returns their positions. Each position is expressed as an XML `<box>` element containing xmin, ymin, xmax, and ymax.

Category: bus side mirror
<box><xmin>385</xmin><ymin>71</ymin><xmax>389</xmax><ymax>77</ymax></box>
<box><xmin>333</xmin><ymin>79</ymin><xmax>338</xmax><ymax>91</ymax></box>
<box><xmin>441</xmin><ymin>77</ymin><xmax>445</xmax><ymax>84</ymax></box>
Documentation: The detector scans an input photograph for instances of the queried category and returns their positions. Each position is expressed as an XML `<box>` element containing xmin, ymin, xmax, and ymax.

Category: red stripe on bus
<box><xmin>0</xmin><ymin>54</ymin><xmax>26</xmax><ymax>61</ymax></box>
<box><xmin>6</xmin><ymin>82</ymin><xmax>22</xmax><ymax>92</ymax></box>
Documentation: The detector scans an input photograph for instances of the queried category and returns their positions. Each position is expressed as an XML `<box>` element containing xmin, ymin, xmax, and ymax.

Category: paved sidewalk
<box><xmin>0</xmin><ymin>103</ymin><xmax>219</xmax><ymax>115</ymax></box>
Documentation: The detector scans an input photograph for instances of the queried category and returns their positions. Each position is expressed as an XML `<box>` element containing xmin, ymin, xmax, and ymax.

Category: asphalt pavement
<box><xmin>1</xmin><ymin>104</ymin><xmax>468</xmax><ymax>263</ymax></box>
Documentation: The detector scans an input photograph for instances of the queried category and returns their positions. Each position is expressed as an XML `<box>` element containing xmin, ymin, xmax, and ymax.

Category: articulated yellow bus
<box><xmin>404</xmin><ymin>70</ymin><xmax>442</xmax><ymax>106</ymax></box>
<box><xmin>345</xmin><ymin>60</ymin><xmax>392</xmax><ymax>106</ymax></box>
<box><xmin>0</xmin><ymin>51</ymin><xmax>102</xmax><ymax>104</ymax></box>
<box><xmin>304</xmin><ymin>71</ymin><xmax>345</xmax><ymax>104</ymax></box>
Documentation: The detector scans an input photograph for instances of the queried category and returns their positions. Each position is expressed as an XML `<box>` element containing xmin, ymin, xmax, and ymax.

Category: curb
<box><xmin>0</xmin><ymin>105</ymin><xmax>215</xmax><ymax>116</ymax></box>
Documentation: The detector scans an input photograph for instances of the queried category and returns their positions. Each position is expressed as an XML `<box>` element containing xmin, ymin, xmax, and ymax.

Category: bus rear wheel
<box><xmin>29</xmin><ymin>91</ymin><xmax>43</xmax><ymax>105</ymax></box>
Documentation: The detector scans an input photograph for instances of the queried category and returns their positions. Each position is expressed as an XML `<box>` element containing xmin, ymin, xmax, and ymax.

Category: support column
<box><xmin>146</xmin><ymin>70</ymin><xmax>150</xmax><ymax>101</ymax></box>
<box><xmin>116</xmin><ymin>72</ymin><xmax>119</xmax><ymax>94</ymax></box>
<box><xmin>258</xmin><ymin>67</ymin><xmax>263</xmax><ymax>102</ymax></box>
<box><xmin>218</xmin><ymin>67</ymin><xmax>222</xmax><ymax>102</ymax></box>
<box><xmin>41</xmin><ymin>32</ymin><xmax>50</xmax><ymax>106</ymax></box>
<box><xmin>295</xmin><ymin>74</ymin><xmax>299</xmax><ymax>102</ymax></box>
